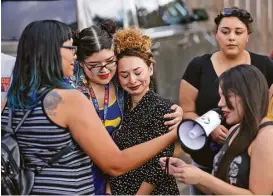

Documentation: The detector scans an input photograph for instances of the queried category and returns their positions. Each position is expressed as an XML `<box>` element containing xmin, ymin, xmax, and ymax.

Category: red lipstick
<box><xmin>98</xmin><ymin>73</ymin><xmax>110</xmax><ymax>79</ymax></box>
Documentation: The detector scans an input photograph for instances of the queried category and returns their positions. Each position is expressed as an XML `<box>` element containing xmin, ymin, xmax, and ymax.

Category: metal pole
<box><xmin>256</xmin><ymin>0</ymin><xmax>261</xmax><ymax>31</ymax></box>
<box><xmin>234</xmin><ymin>0</ymin><xmax>240</xmax><ymax>7</ymax></box>
<box><xmin>245</xmin><ymin>0</ymin><xmax>250</xmax><ymax>11</ymax></box>
<box><xmin>131</xmin><ymin>0</ymin><xmax>139</xmax><ymax>27</ymax></box>
<box><xmin>223</xmin><ymin>0</ymin><xmax>229</xmax><ymax>8</ymax></box>
<box><xmin>122</xmin><ymin>0</ymin><xmax>129</xmax><ymax>28</ymax></box>
<box><xmin>268</xmin><ymin>0</ymin><xmax>273</xmax><ymax>35</ymax></box>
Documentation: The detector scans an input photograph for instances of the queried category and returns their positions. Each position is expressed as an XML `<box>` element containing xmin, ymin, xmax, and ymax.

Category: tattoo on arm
<box><xmin>44</xmin><ymin>91</ymin><xmax>64</xmax><ymax>116</ymax></box>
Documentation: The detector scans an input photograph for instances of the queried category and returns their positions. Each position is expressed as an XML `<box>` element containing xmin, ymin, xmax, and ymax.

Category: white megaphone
<box><xmin>177</xmin><ymin>108</ymin><xmax>223</xmax><ymax>152</ymax></box>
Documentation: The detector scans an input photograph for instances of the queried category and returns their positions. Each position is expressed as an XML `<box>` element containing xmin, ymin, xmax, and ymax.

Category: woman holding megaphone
<box><xmin>179</xmin><ymin>7</ymin><xmax>273</xmax><ymax>194</ymax></box>
<box><xmin>162</xmin><ymin>65</ymin><xmax>273</xmax><ymax>195</ymax></box>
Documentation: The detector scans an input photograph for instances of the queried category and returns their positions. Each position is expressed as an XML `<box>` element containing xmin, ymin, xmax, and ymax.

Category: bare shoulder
<box><xmin>44</xmin><ymin>89</ymin><xmax>88</xmax><ymax>116</ymax></box>
<box><xmin>251</xmin><ymin>122</ymin><xmax>273</xmax><ymax>153</ymax></box>
<box><xmin>256</xmin><ymin>123</ymin><xmax>273</xmax><ymax>143</ymax></box>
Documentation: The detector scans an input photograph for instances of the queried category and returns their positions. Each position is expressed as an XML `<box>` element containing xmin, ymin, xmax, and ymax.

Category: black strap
<box><xmin>259</xmin><ymin>121</ymin><xmax>273</xmax><ymax>130</ymax></box>
<box><xmin>36</xmin><ymin>87</ymin><xmax>52</xmax><ymax>101</ymax></box>
<box><xmin>7</xmin><ymin>108</ymin><xmax>34</xmax><ymax>134</ymax></box>
<box><xmin>35</xmin><ymin>142</ymin><xmax>76</xmax><ymax>174</ymax></box>
<box><xmin>6</xmin><ymin>88</ymin><xmax>75</xmax><ymax>173</ymax></box>
<box><xmin>225</xmin><ymin>124</ymin><xmax>240</xmax><ymax>143</ymax></box>
<box><xmin>8</xmin><ymin>88</ymin><xmax>52</xmax><ymax>134</ymax></box>
<box><xmin>14</xmin><ymin>109</ymin><xmax>34</xmax><ymax>133</ymax></box>
<box><xmin>8</xmin><ymin>108</ymin><xmax>12</xmax><ymax>128</ymax></box>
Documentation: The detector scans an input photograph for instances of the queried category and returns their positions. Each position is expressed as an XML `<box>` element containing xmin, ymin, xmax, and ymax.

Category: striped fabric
<box><xmin>1</xmin><ymin>101</ymin><xmax>94</xmax><ymax>195</ymax></box>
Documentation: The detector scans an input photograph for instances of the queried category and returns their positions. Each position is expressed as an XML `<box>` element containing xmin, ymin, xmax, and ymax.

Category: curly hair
<box><xmin>114</xmin><ymin>28</ymin><xmax>155</xmax><ymax>66</ymax></box>
<box><xmin>215</xmin><ymin>7</ymin><xmax>253</xmax><ymax>34</ymax></box>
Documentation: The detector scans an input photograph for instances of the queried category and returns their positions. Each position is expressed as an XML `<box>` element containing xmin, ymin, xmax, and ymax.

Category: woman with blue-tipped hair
<box><xmin>1</xmin><ymin>20</ymin><xmax>178</xmax><ymax>195</ymax></box>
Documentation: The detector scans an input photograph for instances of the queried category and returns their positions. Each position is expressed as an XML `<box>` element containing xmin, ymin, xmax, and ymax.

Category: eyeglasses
<box><xmin>61</xmin><ymin>45</ymin><xmax>77</xmax><ymax>56</ymax></box>
<box><xmin>82</xmin><ymin>60</ymin><xmax>117</xmax><ymax>74</ymax></box>
<box><xmin>220</xmin><ymin>8</ymin><xmax>250</xmax><ymax>18</ymax></box>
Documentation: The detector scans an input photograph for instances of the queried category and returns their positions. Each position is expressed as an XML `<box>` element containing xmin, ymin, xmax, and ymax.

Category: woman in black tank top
<box><xmin>161</xmin><ymin>65</ymin><xmax>273</xmax><ymax>195</ymax></box>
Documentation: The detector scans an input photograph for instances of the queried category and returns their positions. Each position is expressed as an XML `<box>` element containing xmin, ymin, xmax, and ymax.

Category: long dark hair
<box><xmin>215</xmin><ymin>64</ymin><xmax>269</xmax><ymax>181</ymax></box>
<box><xmin>73</xmin><ymin>19</ymin><xmax>116</xmax><ymax>61</ymax></box>
<box><xmin>7</xmin><ymin>20</ymin><xmax>73</xmax><ymax>109</ymax></box>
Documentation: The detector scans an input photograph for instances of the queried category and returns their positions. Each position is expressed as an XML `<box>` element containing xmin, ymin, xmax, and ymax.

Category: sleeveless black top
<box><xmin>212</xmin><ymin>122</ymin><xmax>273</xmax><ymax>191</ymax></box>
<box><xmin>183</xmin><ymin>52</ymin><xmax>273</xmax><ymax>168</ymax></box>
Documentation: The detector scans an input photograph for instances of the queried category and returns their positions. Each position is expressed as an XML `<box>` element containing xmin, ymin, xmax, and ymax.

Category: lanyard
<box><xmin>88</xmin><ymin>83</ymin><xmax>110</xmax><ymax>125</ymax></box>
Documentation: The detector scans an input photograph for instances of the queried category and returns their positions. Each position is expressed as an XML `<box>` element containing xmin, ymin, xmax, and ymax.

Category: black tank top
<box><xmin>212</xmin><ymin>121</ymin><xmax>273</xmax><ymax>191</ymax></box>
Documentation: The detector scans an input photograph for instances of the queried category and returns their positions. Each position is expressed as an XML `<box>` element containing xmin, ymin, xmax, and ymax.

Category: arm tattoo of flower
<box><xmin>44</xmin><ymin>91</ymin><xmax>64</xmax><ymax>116</ymax></box>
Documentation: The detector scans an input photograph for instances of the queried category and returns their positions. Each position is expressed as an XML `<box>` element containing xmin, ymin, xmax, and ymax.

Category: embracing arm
<box><xmin>44</xmin><ymin>89</ymin><xmax>177</xmax><ymax>176</ymax></box>
<box><xmin>136</xmin><ymin>182</ymin><xmax>154</xmax><ymax>195</ymax></box>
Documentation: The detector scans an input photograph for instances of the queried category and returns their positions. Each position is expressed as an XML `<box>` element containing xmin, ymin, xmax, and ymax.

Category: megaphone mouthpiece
<box><xmin>211</xmin><ymin>108</ymin><xmax>223</xmax><ymax>120</ymax></box>
<box><xmin>178</xmin><ymin>108</ymin><xmax>223</xmax><ymax>152</ymax></box>
<box><xmin>188</xmin><ymin>124</ymin><xmax>204</xmax><ymax>139</ymax></box>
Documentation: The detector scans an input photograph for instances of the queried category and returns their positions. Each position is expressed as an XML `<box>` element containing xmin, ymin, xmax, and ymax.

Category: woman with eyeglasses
<box><xmin>1</xmin><ymin>20</ymin><xmax>179</xmax><ymax>195</ymax></box>
<box><xmin>162</xmin><ymin>65</ymin><xmax>273</xmax><ymax>195</ymax></box>
<box><xmin>179</xmin><ymin>6</ymin><xmax>273</xmax><ymax>194</ymax></box>
<box><xmin>68</xmin><ymin>19</ymin><xmax>183</xmax><ymax>195</ymax></box>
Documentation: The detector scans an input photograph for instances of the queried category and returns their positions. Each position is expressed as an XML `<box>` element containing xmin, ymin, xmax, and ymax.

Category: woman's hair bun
<box><xmin>100</xmin><ymin>19</ymin><xmax>116</xmax><ymax>36</ymax></box>
<box><xmin>114</xmin><ymin>28</ymin><xmax>152</xmax><ymax>55</ymax></box>
<box><xmin>72</xmin><ymin>29</ymin><xmax>81</xmax><ymax>42</ymax></box>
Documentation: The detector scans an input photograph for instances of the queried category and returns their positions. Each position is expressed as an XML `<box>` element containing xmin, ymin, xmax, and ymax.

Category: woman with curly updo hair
<box><xmin>69</xmin><ymin>20</ymin><xmax>183</xmax><ymax>195</ymax></box>
<box><xmin>107</xmin><ymin>28</ymin><xmax>180</xmax><ymax>195</ymax></box>
<box><xmin>179</xmin><ymin>6</ymin><xmax>273</xmax><ymax>194</ymax></box>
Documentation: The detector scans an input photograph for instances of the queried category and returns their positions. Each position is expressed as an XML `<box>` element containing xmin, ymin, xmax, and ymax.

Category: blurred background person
<box><xmin>70</xmin><ymin>19</ymin><xmax>183</xmax><ymax>195</ymax></box>
<box><xmin>162</xmin><ymin>65</ymin><xmax>273</xmax><ymax>195</ymax></box>
<box><xmin>108</xmin><ymin>27</ymin><xmax>179</xmax><ymax>195</ymax></box>
<box><xmin>1</xmin><ymin>53</ymin><xmax>15</xmax><ymax>103</ymax></box>
<box><xmin>1</xmin><ymin>20</ymin><xmax>179</xmax><ymax>195</ymax></box>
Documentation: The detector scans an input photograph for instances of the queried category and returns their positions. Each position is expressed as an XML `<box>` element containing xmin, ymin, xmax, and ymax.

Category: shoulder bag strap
<box><xmin>35</xmin><ymin>142</ymin><xmax>76</xmax><ymax>174</ymax></box>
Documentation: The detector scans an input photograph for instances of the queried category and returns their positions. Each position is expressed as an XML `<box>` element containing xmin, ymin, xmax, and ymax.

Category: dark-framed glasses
<box><xmin>61</xmin><ymin>45</ymin><xmax>77</xmax><ymax>56</ymax></box>
<box><xmin>82</xmin><ymin>60</ymin><xmax>117</xmax><ymax>74</ymax></box>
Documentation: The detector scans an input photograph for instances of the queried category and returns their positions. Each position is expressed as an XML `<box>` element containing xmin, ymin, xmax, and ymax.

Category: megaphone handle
<box><xmin>165</xmin><ymin>157</ymin><xmax>170</xmax><ymax>176</ymax></box>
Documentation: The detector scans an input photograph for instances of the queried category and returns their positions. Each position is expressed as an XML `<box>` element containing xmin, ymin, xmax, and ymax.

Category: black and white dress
<box><xmin>109</xmin><ymin>90</ymin><xmax>179</xmax><ymax>195</ymax></box>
